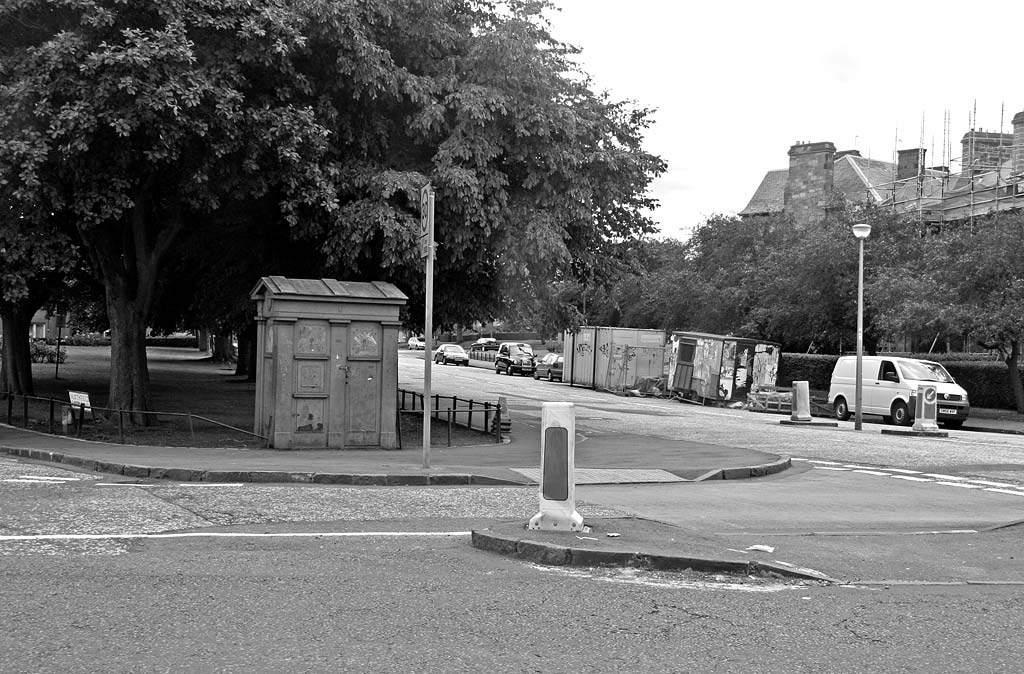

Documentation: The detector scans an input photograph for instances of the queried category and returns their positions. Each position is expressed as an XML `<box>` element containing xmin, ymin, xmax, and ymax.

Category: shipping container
<box><xmin>564</xmin><ymin>327</ymin><xmax>668</xmax><ymax>392</ymax></box>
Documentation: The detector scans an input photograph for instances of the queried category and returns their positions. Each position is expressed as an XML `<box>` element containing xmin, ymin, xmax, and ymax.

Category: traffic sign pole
<box><xmin>421</xmin><ymin>186</ymin><xmax>435</xmax><ymax>468</ymax></box>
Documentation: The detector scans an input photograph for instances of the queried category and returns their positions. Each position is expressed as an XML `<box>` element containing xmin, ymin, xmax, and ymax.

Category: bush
<box><xmin>30</xmin><ymin>340</ymin><xmax>67</xmax><ymax>364</ymax></box>
<box><xmin>48</xmin><ymin>333</ymin><xmax>109</xmax><ymax>347</ymax></box>
<box><xmin>777</xmin><ymin>354</ymin><xmax>836</xmax><ymax>391</ymax></box>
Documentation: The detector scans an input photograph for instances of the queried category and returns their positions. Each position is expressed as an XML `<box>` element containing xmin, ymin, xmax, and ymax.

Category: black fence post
<box><xmin>6</xmin><ymin>395</ymin><xmax>12</xmax><ymax>425</ymax></box>
<box><xmin>77</xmin><ymin>403</ymin><xmax>85</xmax><ymax>436</ymax></box>
<box><xmin>48</xmin><ymin>398</ymin><xmax>55</xmax><ymax>434</ymax></box>
<box><xmin>118</xmin><ymin>410</ymin><xmax>125</xmax><ymax>444</ymax></box>
<box><xmin>495</xmin><ymin>403</ymin><xmax>502</xmax><ymax>443</ymax></box>
<box><xmin>23</xmin><ymin>396</ymin><xmax>29</xmax><ymax>427</ymax></box>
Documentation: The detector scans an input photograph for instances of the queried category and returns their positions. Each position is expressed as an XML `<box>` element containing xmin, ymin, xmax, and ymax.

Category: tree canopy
<box><xmin>0</xmin><ymin>0</ymin><xmax>666</xmax><ymax>409</ymax></box>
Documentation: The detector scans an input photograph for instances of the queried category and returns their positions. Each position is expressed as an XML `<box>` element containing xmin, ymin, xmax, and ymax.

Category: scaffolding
<box><xmin>873</xmin><ymin>104</ymin><xmax>1024</xmax><ymax>224</ymax></box>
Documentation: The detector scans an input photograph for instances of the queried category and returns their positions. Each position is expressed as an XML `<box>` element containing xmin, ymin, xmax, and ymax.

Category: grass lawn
<box><xmin>18</xmin><ymin>345</ymin><xmax>492</xmax><ymax>449</ymax></box>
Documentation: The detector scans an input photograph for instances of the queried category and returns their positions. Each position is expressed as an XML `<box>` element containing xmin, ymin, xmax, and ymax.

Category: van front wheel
<box><xmin>891</xmin><ymin>400</ymin><xmax>912</xmax><ymax>426</ymax></box>
<box><xmin>833</xmin><ymin>397</ymin><xmax>851</xmax><ymax>421</ymax></box>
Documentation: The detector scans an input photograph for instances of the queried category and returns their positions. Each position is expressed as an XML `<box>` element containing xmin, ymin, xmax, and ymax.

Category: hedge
<box><xmin>778</xmin><ymin>352</ymin><xmax>1020</xmax><ymax>411</ymax></box>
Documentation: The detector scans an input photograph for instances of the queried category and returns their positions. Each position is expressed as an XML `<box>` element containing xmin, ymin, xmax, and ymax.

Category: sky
<box><xmin>545</xmin><ymin>0</ymin><xmax>1023</xmax><ymax>240</ymax></box>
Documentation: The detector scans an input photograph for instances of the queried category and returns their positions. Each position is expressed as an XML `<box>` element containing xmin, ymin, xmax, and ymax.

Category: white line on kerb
<box><xmin>0</xmin><ymin>531</ymin><xmax>473</xmax><ymax>542</ymax></box>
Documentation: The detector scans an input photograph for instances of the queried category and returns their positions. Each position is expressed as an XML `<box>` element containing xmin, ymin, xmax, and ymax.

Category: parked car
<box><xmin>433</xmin><ymin>343</ymin><xmax>469</xmax><ymax>366</ymax></box>
<box><xmin>828</xmin><ymin>355</ymin><xmax>970</xmax><ymax>428</ymax></box>
<box><xmin>407</xmin><ymin>336</ymin><xmax>425</xmax><ymax>350</ymax></box>
<box><xmin>495</xmin><ymin>342</ymin><xmax>535</xmax><ymax>376</ymax></box>
<box><xmin>470</xmin><ymin>337</ymin><xmax>499</xmax><ymax>351</ymax></box>
<box><xmin>533</xmin><ymin>353</ymin><xmax>564</xmax><ymax>381</ymax></box>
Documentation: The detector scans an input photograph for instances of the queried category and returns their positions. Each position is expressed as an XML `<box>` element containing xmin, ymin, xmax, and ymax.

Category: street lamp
<box><xmin>852</xmin><ymin>223</ymin><xmax>871</xmax><ymax>430</ymax></box>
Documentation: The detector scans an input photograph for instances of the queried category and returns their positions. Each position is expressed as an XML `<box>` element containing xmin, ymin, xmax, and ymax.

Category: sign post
<box><xmin>420</xmin><ymin>185</ymin><xmax>435</xmax><ymax>469</ymax></box>
<box><xmin>529</xmin><ymin>402</ymin><xmax>584</xmax><ymax>532</ymax></box>
<box><xmin>912</xmin><ymin>384</ymin><xmax>940</xmax><ymax>432</ymax></box>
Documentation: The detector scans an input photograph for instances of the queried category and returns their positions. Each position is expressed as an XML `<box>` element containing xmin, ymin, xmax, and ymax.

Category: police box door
<box><xmin>345</xmin><ymin>323</ymin><xmax>383</xmax><ymax>446</ymax></box>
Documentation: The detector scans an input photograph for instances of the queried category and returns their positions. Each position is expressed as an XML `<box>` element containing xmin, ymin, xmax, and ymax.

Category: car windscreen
<box><xmin>509</xmin><ymin>346</ymin><xmax>531</xmax><ymax>356</ymax></box>
<box><xmin>899</xmin><ymin>360</ymin><xmax>954</xmax><ymax>383</ymax></box>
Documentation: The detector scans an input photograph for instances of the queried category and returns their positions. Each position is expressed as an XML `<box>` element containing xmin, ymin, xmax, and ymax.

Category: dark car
<box><xmin>495</xmin><ymin>342</ymin><xmax>535</xmax><ymax>376</ymax></box>
<box><xmin>533</xmin><ymin>353</ymin><xmax>564</xmax><ymax>381</ymax></box>
<box><xmin>470</xmin><ymin>337</ymin><xmax>499</xmax><ymax>351</ymax></box>
<box><xmin>433</xmin><ymin>343</ymin><xmax>469</xmax><ymax>366</ymax></box>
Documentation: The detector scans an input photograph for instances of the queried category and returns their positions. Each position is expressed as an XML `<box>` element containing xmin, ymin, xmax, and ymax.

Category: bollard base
<box><xmin>528</xmin><ymin>510</ymin><xmax>585</xmax><ymax>532</ymax></box>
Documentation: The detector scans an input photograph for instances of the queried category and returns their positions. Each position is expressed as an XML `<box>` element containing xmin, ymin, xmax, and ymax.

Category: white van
<box><xmin>828</xmin><ymin>356</ymin><xmax>970</xmax><ymax>429</ymax></box>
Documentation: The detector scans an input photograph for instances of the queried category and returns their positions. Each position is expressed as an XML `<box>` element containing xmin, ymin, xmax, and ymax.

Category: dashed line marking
<box><xmin>986</xmin><ymin>488</ymin><xmax>1024</xmax><ymax>497</ymax></box>
<box><xmin>792</xmin><ymin>458</ymin><xmax>1024</xmax><ymax>495</ymax></box>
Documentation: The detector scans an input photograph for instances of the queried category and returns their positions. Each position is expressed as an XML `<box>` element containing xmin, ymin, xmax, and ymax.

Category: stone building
<box><xmin>741</xmin><ymin>110</ymin><xmax>1024</xmax><ymax>225</ymax></box>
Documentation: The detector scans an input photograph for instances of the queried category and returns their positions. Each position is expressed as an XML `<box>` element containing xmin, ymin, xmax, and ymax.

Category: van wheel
<box><xmin>891</xmin><ymin>400</ymin><xmax>911</xmax><ymax>426</ymax></box>
<box><xmin>833</xmin><ymin>397</ymin><xmax>851</xmax><ymax>421</ymax></box>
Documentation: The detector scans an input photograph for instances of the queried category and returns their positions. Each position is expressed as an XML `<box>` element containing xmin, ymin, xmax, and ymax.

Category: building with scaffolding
<box><xmin>740</xmin><ymin>109</ymin><xmax>1024</xmax><ymax>224</ymax></box>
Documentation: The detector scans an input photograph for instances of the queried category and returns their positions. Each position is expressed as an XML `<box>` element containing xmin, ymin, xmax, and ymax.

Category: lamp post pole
<box><xmin>852</xmin><ymin>223</ymin><xmax>871</xmax><ymax>431</ymax></box>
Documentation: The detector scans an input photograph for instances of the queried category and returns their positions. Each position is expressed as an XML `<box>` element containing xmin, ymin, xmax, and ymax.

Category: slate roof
<box><xmin>249</xmin><ymin>276</ymin><xmax>408</xmax><ymax>302</ymax></box>
<box><xmin>738</xmin><ymin>169</ymin><xmax>788</xmax><ymax>216</ymax></box>
<box><xmin>834</xmin><ymin>155</ymin><xmax>895</xmax><ymax>203</ymax></box>
<box><xmin>740</xmin><ymin>154</ymin><xmax>900</xmax><ymax>217</ymax></box>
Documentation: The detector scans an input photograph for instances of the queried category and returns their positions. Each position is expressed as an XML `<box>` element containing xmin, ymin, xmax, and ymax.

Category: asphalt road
<box><xmin>2</xmin><ymin>352</ymin><xmax>1023</xmax><ymax>672</ymax></box>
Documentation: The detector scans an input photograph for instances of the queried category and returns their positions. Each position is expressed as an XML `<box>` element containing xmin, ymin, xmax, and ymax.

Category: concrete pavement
<box><xmin>3</xmin><ymin>404</ymin><xmax>1024</xmax><ymax>584</ymax></box>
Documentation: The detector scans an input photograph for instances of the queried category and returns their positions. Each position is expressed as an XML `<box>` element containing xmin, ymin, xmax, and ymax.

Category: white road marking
<box><xmin>935</xmin><ymin>481</ymin><xmax>985</xmax><ymax>489</ymax></box>
<box><xmin>19</xmin><ymin>475</ymin><xmax>81</xmax><ymax>481</ymax></box>
<box><xmin>0</xmin><ymin>531</ymin><xmax>473</xmax><ymax>542</ymax></box>
<box><xmin>3</xmin><ymin>478</ymin><xmax>66</xmax><ymax>484</ymax></box>
<box><xmin>804</xmin><ymin>462</ymin><xmax>1024</xmax><ymax>495</ymax></box>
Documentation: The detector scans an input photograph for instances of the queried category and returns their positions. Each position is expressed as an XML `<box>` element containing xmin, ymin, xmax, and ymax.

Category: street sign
<box><xmin>419</xmin><ymin>185</ymin><xmax>433</xmax><ymax>260</ymax></box>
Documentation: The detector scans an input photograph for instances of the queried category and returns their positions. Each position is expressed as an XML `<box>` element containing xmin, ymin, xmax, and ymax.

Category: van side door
<box><xmin>867</xmin><ymin>359</ymin><xmax>901</xmax><ymax>416</ymax></box>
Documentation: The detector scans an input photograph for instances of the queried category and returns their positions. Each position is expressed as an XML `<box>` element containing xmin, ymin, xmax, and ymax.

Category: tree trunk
<box><xmin>1004</xmin><ymin>340</ymin><xmax>1024</xmax><ymax>413</ymax></box>
<box><xmin>211</xmin><ymin>333</ymin><xmax>234</xmax><ymax>363</ymax></box>
<box><xmin>197</xmin><ymin>328</ymin><xmax>210</xmax><ymax>353</ymax></box>
<box><xmin>106</xmin><ymin>283</ymin><xmax>152</xmax><ymax>423</ymax></box>
<box><xmin>0</xmin><ymin>304</ymin><xmax>35</xmax><ymax>397</ymax></box>
<box><xmin>234</xmin><ymin>322</ymin><xmax>257</xmax><ymax>379</ymax></box>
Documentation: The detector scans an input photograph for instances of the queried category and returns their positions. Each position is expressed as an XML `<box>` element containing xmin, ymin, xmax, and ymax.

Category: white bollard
<box><xmin>790</xmin><ymin>381</ymin><xmax>812</xmax><ymax>422</ymax></box>
<box><xmin>912</xmin><ymin>384</ymin><xmax>940</xmax><ymax>432</ymax></box>
<box><xmin>528</xmin><ymin>402</ymin><xmax>584</xmax><ymax>531</ymax></box>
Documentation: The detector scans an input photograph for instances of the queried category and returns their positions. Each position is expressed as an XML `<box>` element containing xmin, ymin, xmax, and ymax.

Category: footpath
<box><xmin>3</xmin><ymin>405</ymin><xmax>1023</xmax><ymax>584</ymax></box>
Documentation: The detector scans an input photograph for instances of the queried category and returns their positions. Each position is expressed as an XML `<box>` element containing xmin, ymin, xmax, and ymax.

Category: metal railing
<box><xmin>3</xmin><ymin>393</ymin><xmax>266</xmax><ymax>448</ymax></box>
<box><xmin>396</xmin><ymin>388</ymin><xmax>503</xmax><ymax>447</ymax></box>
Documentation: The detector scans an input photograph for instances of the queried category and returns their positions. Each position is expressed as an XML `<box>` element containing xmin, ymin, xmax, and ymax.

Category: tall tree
<box><xmin>290</xmin><ymin>0</ymin><xmax>665</xmax><ymax>330</ymax></box>
<box><xmin>869</xmin><ymin>212</ymin><xmax>1024</xmax><ymax>412</ymax></box>
<box><xmin>0</xmin><ymin>0</ymin><xmax>336</xmax><ymax>415</ymax></box>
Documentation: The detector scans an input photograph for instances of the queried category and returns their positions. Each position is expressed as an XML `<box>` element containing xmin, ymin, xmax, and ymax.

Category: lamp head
<box><xmin>852</xmin><ymin>223</ymin><xmax>871</xmax><ymax>240</ymax></box>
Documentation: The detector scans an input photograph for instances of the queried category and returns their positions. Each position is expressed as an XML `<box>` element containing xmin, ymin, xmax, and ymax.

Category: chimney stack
<box><xmin>961</xmin><ymin>129</ymin><xmax>1013</xmax><ymax>175</ymax></box>
<box><xmin>784</xmin><ymin>141</ymin><xmax>836</xmax><ymax>225</ymax></box>
<box><xmin>1013</xmin><ymin>111</ymin><xmax>1024</xmax><ymax>176</ymax></box>
<box><xmin>897</xmin><ymin>148</ymin><xmax>926</xmax><ymax>181</ymax></box>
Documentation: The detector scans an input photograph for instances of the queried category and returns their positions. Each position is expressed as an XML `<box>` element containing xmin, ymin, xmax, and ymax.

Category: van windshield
<box><xmin>900</xmin><ymin>360</ymin><xmax>954</xmax><ymax>383</ymax></box>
